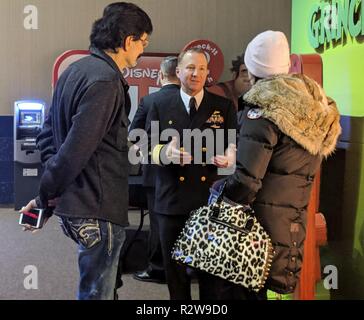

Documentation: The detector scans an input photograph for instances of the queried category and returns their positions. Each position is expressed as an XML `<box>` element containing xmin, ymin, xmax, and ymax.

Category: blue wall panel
<box><xmin>0</xmin><ymin>116</ymin><xmax>14</xmax><ymax>204</ymax></box>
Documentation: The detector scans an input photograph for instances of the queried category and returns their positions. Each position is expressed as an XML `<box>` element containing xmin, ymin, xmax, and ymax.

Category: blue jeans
<box><xmin>59</xmin><ymin>216</ymin><xmax>126</xmax><ymax>300</ymax></box>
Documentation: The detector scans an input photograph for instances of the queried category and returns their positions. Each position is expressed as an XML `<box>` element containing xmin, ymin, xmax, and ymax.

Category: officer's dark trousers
<box><xmin>157</xmin><ymin>213</ymin><xmax>218</xmax><ymax>300</ymax></box>
<box><xmin>145</xmin><ymin>187</ymin><xmax>164</xmax><ymax>274</ymax></box>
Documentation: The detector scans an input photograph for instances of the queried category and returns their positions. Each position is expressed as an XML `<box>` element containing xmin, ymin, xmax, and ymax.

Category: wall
<box><xmin>0</xmin><ymin>0</ymin><xmax>292</xmax><ymax>115</ymax></box>
<box><xmin>292</xmin><ymin>0</ymin><xmax>364</xmax><ymax>299</ymax></box>
<box><xmin>0</xmin><ymin>0</ymin><xmax>292</xmax><ymax>204</ymax></box>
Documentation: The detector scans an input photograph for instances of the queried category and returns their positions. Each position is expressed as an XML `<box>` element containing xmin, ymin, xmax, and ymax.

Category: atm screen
<box><xmin>20</xmin><ymin>111</ymin><xmax>41</xmax><ymax>125</ymax></box>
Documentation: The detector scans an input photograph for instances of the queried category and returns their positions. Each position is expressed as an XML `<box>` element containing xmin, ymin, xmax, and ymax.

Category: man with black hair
<box><xmin>20</xmin><ymin>2</ymin><xmax>153</xmax><ymax>300</ymax></box>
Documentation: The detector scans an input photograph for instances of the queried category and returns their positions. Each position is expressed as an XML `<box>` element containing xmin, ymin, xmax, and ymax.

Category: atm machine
<box><xmin>14</xmin><ymin>100</ymin><xmax>45</xmax><ymax>210</ymax></box>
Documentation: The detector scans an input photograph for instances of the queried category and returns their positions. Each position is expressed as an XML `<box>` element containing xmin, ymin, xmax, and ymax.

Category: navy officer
<box><xmin>146</xmin><ymin>47</ymin><xmax>237</xmax><ymax>300</ymax></box>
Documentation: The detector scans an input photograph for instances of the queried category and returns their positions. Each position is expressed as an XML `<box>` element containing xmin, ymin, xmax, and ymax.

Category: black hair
<box><xmin>230</xmin><ymin>53</ymin><xmax>245</xmax><ymax>73</ymax></box>
<box><xmin>160</xmin><ymin>56</ymin><xmax>178</xmax><ymax>78</ymax></box>
<box><xmin>90</xmin><ymin>2</ymin><xmax>153</xmax><ymax>52</ymax></box>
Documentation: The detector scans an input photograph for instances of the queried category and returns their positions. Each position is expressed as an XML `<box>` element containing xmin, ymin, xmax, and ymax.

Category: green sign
<box><xmin>309</xmin><ymin>0</ymin><xmax>364</xmax><ymax>50</ymax></box>
<box><xmin>292</xmin><ymin>0</ymin><xmax>364</xmax><ymax>117</ymax></box>
<box><xmin>293</xmin><ymin>0</ymin><xmax>364</xmax><ymax>299</ymax></box>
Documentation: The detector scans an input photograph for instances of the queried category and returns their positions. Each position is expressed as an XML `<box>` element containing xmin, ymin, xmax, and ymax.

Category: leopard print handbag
<box><xmin>172</xmin><ymin>186</ymin><xmax>274</xmax><ymax>292</ymax></box>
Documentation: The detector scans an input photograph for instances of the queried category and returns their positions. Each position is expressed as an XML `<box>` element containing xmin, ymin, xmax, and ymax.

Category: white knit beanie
<box><xmin>244</xmin><ymin>30</ymin><xmax>290</xmax><ymax>78</ymax></box>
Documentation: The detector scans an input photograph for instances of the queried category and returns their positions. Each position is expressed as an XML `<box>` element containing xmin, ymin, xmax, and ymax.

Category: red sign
<box><xmin>182</xmin><ymin>39</ymin><xmax>224</xmax><ymax>86</ymax></box>
<box><xmin>121</xmin><ymin>55</ymin><xmax>168</xmax><ymax>121</ymax></box>
<box><xmin>53</xmin><ymin>50</ymin><xmax>90</xmax><ymax>89</ymax></box>
<box><xmin>52</xmin><ymin>51</ymin><xmax>176</xmax><ymax>122</ymax></box>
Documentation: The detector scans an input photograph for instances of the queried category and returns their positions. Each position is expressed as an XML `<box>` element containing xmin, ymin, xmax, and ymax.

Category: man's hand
<box><xmin>211</xmin><ymin>143</ymin><xmax>237</xmax><ymax>168</ymax></box>
<box><xmin>19</xmin><ymin>199</ymin><xmax>53</xmax><ymax>234</ymax></box>
<box><xmin>165</xmin><ymin>137</ymin><xmax>192</xmax><ymax>165</ymax></box>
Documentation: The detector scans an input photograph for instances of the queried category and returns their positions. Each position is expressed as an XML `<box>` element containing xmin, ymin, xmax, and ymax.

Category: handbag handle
<box><xmin>211</xmin><ymin>181</ymin><xmax>254</xmax><ymax>219</ymax></box>
<box><xmin>211</xmin><ymin>181</ymin><xmax>227</xmax><ymax>219</ymax></box>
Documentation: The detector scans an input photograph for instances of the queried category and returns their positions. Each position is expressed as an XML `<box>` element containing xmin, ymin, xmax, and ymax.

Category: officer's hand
<box><xmin>166</xmin><ymin>137</ymin><xmax>192</xmax><ymax>165</ymax></box>
<box><xmin>211</xmin><ymin>144</ymin><xmax>237</xmax><ymax>168</ymax></box>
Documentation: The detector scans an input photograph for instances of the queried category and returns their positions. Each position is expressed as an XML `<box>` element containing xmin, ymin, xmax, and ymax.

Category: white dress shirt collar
<box><xmin>180</xmin><ymin>88</ymin><xmax>204</xmax><ymax>114</ymax></box>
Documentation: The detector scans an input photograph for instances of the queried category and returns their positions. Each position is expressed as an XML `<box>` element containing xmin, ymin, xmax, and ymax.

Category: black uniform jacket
<box><xmin>36</xmin><ymin>47</ymin><xmax>131</xmax><ymax>226</ymax></box>
<box><xmin>130</xmin><ymin>84</ymin><xmax>180</xmax><ymax>187</ymax></box>
<box><xmin>146</xmin><ymin>89</ymin><xmax>237</xmax><ymax>216</ymax></box>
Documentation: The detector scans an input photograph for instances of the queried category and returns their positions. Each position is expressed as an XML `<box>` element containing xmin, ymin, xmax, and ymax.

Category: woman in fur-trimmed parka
<box><xmin>211</xmin><ymin>31</ymin><xmax>341</xmax><ymax>300</ymax></box>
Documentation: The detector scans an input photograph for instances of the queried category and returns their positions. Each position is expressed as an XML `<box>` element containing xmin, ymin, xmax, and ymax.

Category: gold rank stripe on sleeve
<box><xmin>152</xmin><ymin>144</ymin><xmax>165</xmax><ymax>166</ymax></box>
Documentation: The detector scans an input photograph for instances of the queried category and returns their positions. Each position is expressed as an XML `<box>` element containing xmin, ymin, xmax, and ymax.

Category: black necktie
<box><xmin>189</xmin><ymin>97</ymin><xmax>197</xmax><ymax>120</ymax></box>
